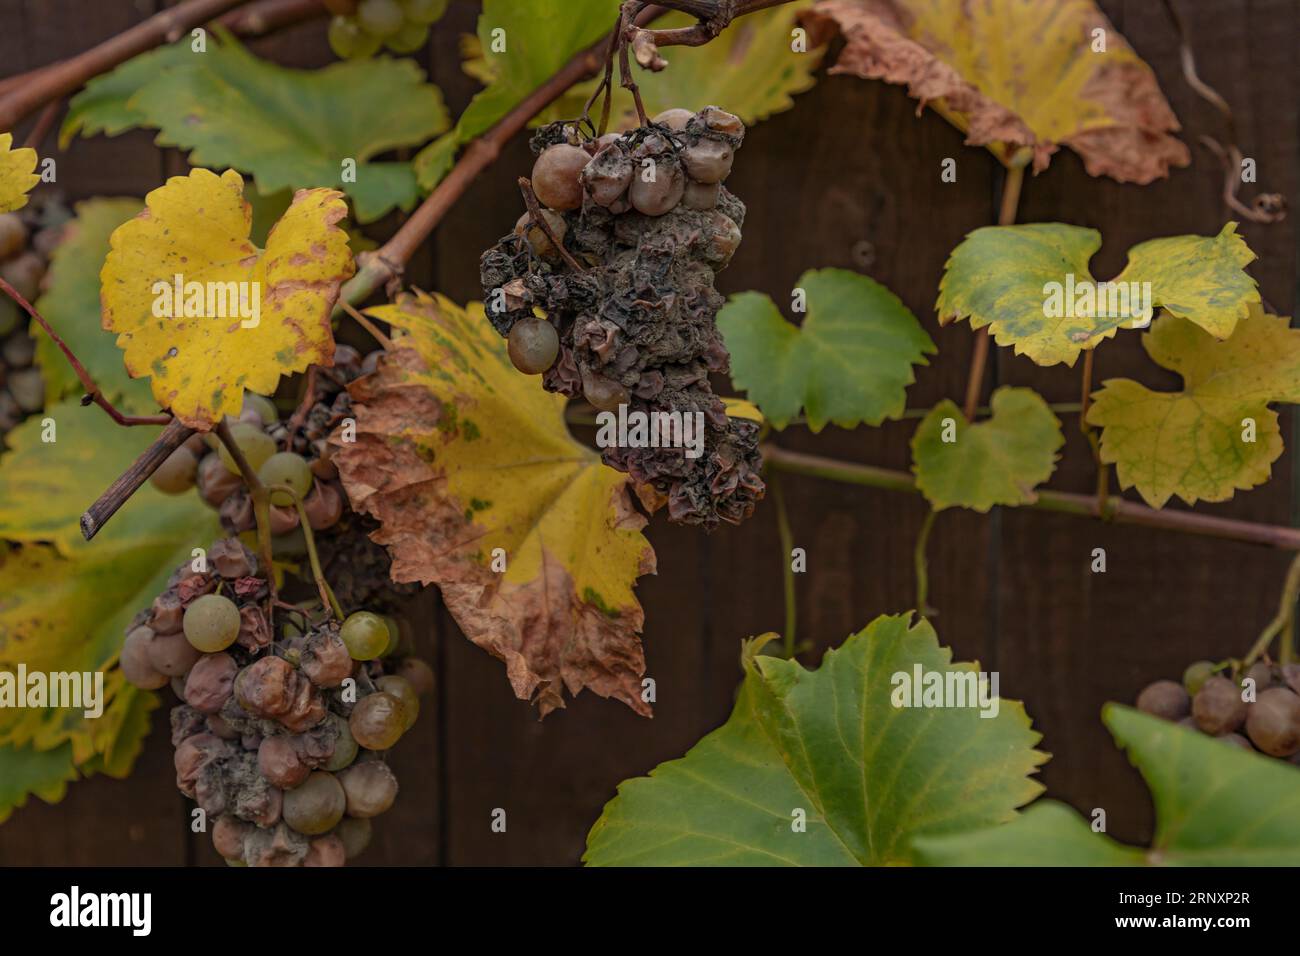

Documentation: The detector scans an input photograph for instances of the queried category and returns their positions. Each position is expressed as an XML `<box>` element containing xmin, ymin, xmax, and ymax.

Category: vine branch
<box><xmin>962</xmin><ymin>162</ymin><xmax>1024</xmax><ymax>420</ymax></box>
<box><xmin>763</xmin><ymin>444</ymin><xmax>1300</xmax><ymax>551</ymax></box>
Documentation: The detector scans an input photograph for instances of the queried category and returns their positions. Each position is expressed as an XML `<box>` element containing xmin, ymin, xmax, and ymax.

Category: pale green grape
<box><xmin>282</xmin><ymin>771</ymin><xmax>346</xmax><ymax>835</ymax></box>
<box><xmin>182</xmin><ymin>593</ymin><xmax>241</xmax><ymax>652</ymax></box>
<box><xmin>357</xmin><ymin>0</ymin><xmax>404</xmax><ymax>37</ymax></box>
<box><xmin>259</xmin><ymin>451</ymin><xmax>313</xmax><ymax>506</ymax></box>
<box><xmin>217</xmin><ymin>421</ymin><xmax>276</xmax><ymax>475</ymax></box>
<box><xmin>384</xmin><ymin>21</ymin><xmax>429</xmax><ymax>53</ymax></box>
<box><xmin>242</xmin><ymin>393</ymin><xmax>279</xmax><ymax>427</ymax></box>
<box><xmin>325</xmin><ymin>714</ymin><xmax>358</xmax><ymax>772</ymax></box>
<box><xmin>150</xmin><ymin>446</ymin><xmax>199</xmax><ymax>495</ymax></box>
<box><xmin>380</xmin><ymin>615</ymin><xmax>401</xmax><ymax>657</ymax></box>
<box><xmin>399</xmin><ymin>0</ymin><xmax>447</xmax><ymax>24</ymax></box>
<box><xmin>376</xmin><ymin>675</ymin><xmax>419</xmax><ymax>729</ymax></box>
<box><xmin>340</xmin><ymin>611</ymin><xmax>388</xmax><ymax>661</ymax></box>
<box><xmin>328</xmin><ymin>14</ymin><xmax>382</xmax><ymax>58</ymax></box>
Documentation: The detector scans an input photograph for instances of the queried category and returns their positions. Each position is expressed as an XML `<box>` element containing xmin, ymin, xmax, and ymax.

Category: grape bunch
<box><xmin>325</xmin><ymin>0</ymin><xmax>446</xmax><ymax>60</ymax></box>
<box><xmin>151</xmin><ymin>343</ymin><xmax>416</xmax><ymax>611</ymax></box>
<box><xmin>0</xmin><ymin>196</ymin><xmax>70</xmax><ymax>437</ymax></box>
<box><xmin>1135</xmin><ymin>658</ymin><xmax>1300</xmax><ymax>761</ymax></box>
<box><xmin>121</xmin><ymin>538</ymin><xmax>435</xmax><ymax>866</ymax></box>
<box><xmin>479</xmin><ymin>107</ymin><xmax>765</xmax><ymax>529</ymax></box>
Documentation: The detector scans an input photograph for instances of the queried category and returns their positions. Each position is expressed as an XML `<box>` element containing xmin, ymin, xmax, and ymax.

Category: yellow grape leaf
<box><xmin>0</xmin><ymin>132</ymin><xmax>39</xmax><ymax>212</ymax></box>
<box><xmin>0</xmin><ymin>401</ymin><xmax>218</xmax><ymax>760</ymax></box>
<box><xmin>1086</xmin><ymin>307</ymin><xmax>1300</xmax><ymax>508</ymax></box>
<box><xmin>100</xmin><ymin>168</ymin><xmax>354</xmax><ymax>429</ymax></box>
<box><xmin>330</xmin><ymin>292</ymin><xmax>656</xmax><ymax>717</ymax></box>
<box><xmin>805</xmin><ymin>0</ymin><xmax>1189</xmax><ymax>182</ymax></box>
<box><xmin>937</xmin><ymin>223</ymin><xmax>1259</xmax><ymax>368</ymax></box>
<box><xmin>541</xmin><ymin>2</ymin><xmax>825</xmax><ymax>131</ymax></box>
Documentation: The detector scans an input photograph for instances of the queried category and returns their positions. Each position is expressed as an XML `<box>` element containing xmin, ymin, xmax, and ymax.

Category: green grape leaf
<box><xmin>1085</xmin><ymin>307</ymin><xmax>1300</xmax><ymax>508</ymax></box>
<box><xmin>62</xmin><ymin>34</ymin><xmax>449</xmax><ymax>223</ymax></box>
<box><xmin>59</xmin><ymin>43</ymin><xmax>196</xmax><ymax>145</ymax></box>
<box><xmin>0</xmin><ymin>399</ymin><xmax>219</xmax><ymax>760</ymax></box>
<box><xmin>915</xmin><ymin>705</ymin><xmax>1300</xmax><ymax>866</ymax></box>
<box><xmin>538</xmin><ymin>3</ymin><xmax>825</xmax><ymax>131</ymax></box>
<box><xmin>937</xmin><ymin>222</ymin><xmax>1259</xmax><ymax>367</ymax></box>
<box><xmin>32</xmin><ymin>198</ymin><xmax>154</xmax><ymax>413</ymax></box>
<box><xmin>718</xmin><ymin>269</ymin><xmax>935</xmax><ymax>431</ymax></box>
<box><xmin>0</xmin><ymin>742</ymin><xmax>80</xmax><ymax>826</ymax></box>
<box><xmin>584</xmin><ymin>613</ymin><xmax>1045</xmax><ymax>866</ymax></box>
<box><xmin>414</xmin><ymin>0</ymin><xmax>617</xmax><ymax>190</ymax></box>
<box><xmin>911</xmin><ymin>387</ymin><xmax>1063</xmax><ymax>511</ymax></box>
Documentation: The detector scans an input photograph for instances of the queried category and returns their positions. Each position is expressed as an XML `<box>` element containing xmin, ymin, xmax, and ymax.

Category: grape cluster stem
<box><xmin>215</xmin><ymin>418</ymin><xmax>279</xmax><ymax>613</ymax></box>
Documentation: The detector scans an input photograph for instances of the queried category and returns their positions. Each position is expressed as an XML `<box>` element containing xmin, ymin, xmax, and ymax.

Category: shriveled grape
<box><xmin>184</xmin><ymin>652</ymin><xmax>238</xmax><ymax>714</ymax></box>
<box><xmin>682</xmin><ymin>138</ymin><xmax>734</xmax><ymax>184</ymax></box>
<box><xmin>652</xmin><ymin>107</ymin><xmax>695</xmax><ymax>130</ymax></box>
<box><xmin>304</xmin><ymin>834</ymin><xmax>347</xmax><ymax>867</ymax></box>
<box><xmin>146</xmin><ymin>630</ymin><xmax>202</xmax><ymax>677</ymax></box>
<box><xmin>258</xmin><ymin>736</ymin><xmax>310</xmax><ymax>789</ymax></box>
<box><xmin>121</xmin><ymin>626</ymin><xmax>169</xmax><ymax>690</ymax></box>
<box><xmin>629</xmin><ymin>161</ymin><xmax>685</xmax><ymax>215</ymax></box>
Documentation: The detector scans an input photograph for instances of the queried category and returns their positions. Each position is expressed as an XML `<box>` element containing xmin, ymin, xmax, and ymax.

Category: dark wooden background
<box><xmin>0</xmin><ymin>0</ymin><xmax>1294</xmax><ymax>866</ymax></box>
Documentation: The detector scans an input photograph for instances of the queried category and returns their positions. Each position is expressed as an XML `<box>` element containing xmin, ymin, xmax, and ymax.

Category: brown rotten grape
<box><xmin>1135</xmin><ymin>679</ymin><xmax>1189</xmax><ymax>721</ymax></box>
<box><xmin>480</xmin><ymin>108</ymin><xmax>764</xmax><ymax>529</ymax></box>
<box><xmin>1245</xmin><ymin>687</ymin><xmax>1300</xmax><ymax>756</ymax></box>
<box><xmin>1192</xmin><ymin>676</ymin><xmax>1249</xmax><ymax>736</ymax></box>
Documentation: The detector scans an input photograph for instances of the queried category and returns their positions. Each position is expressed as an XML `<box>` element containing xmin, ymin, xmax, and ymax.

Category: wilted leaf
<box><xmin>584</xmin><ymin>614</ymin><xmax>1045</xmax><ymax>865</ymax></box>
<box><xmin>32</xmin><ymin>198</ymin><xmax>153</xmax><ymax>412</ymax></box>
<box><xmin>718</xmin><ymin>268</ymin><xmax>934</xmax><ymax>430</ymax></box>
<box><xmin>1086</xmin><ymin>307</ymin><xmax>1300</xmax><ymax>508</ymax></box>
<box><xmin>915</xmin><ymin>705</ymin><xmax>1300</xmax><ymax>865</ymax></box>
<box><xmin>805</xmin><ymin>0</ymin><xmax>1189</xmax><ymax>182</ymax></box>
<box><xmin>330</xmin><ymin>292</ymin><xmax>656</xmax><ymax>717</ymax></box>
<box><xmin>937</xmin><ymin>223</ymin><xmax>1258</xmax><ymax>367</ymax></box>
<box><xmin>539</xmin><ymin>3</ymin><xmax>824</xmax><ymax>131</ymax></box>
<box><xmin>415</xmin><ymin>0</ymin><xmax>616</xmax><ymax>190</ymax></box>
<box><xmin>101</xmin><ymin>168</ymin><xmax>354</xmax><ymax>429</ymax></box>
<box><xmin>0</xmin><ymin>132</ymin><xmax>39</xmax><ymax>213</ymax></box>
<box><xmin>64</xmin><ymin>35</ymin><xmax>449</xmax><ymax>222</ymax></box>
<box><xmin>911</xmin><ymin>387</ymin><xmax>1063</xmax><ymax>512</ymax></box>
<box><xmin>0</xmin><ymin>742</ymin><xmax>79</xmax><ymax>825</ymax></box>
<box><xmin>0</xmin><ymin>400</ymin><xmax>217</xmax><ymax>771</ymax></box>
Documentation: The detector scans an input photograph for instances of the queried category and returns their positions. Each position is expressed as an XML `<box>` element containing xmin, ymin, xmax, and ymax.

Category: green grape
<box><xmin>324</xmin><ymin>714</ymin><xmax>358</xmax><ymax>772</ymax></box>
<box><xmin>150</xmin><ymin>445</ymin><xmax>199</xmax><ymax>495</ymax></box>
<box><xmin>340</xmin><ymin>611</ymin><xmax>389</xmax><ymax>661</ymax></box>
<box><xmin>357</xmin><ymin>0</ymin><xmax>404</xmax><ymax>37</ymax></box>
<box><xmin>376</xmin><ymin>675</ymin><xmax>419</xmax><ymax>729</ymax></box>
<box><xmin>259</xmin><ymin>451</ymin><xmax>314</xmax><ymax>506</ymax></box>
<box><xmin>1182</xmin><ymin>659</ymin><xmax>1216</xmax><ymax>696</ymax></box>
<box><xmin>380</xmin><ymin>615</ymin><xmax>401</xmax><ymax>657</ymax></box>
<box><xmin>217</xmin><ymin>421</ymin><xmax>276</xmax><ymax>475</ymax></box>
<box><xmin>282</xmin><ymin>771</ymin><xmax>346</xmax><ymax>835</ymax></box>
<box><xmin>336</xmin><ymin>816</ymin><xmax>372</xmax><ymax>860</ymax></box>
<box><xmin>507</xmin><ymin>319</ymin><xmax>559</xmax><ymax>375</ymax></box>
<box><xmin>0</xmin><ymin>297</ymin><xmax>18</xmax><ymax>338</ymax></box>
<box><xmin>349</xmin><ymin>691</ymin><xmax>405</xmax><ymax>750</ymax></box>
<box><xmin>399</xmin><ymin>0</ymin><xmax>447</xmax><ymax>24</ymax></box>
<box><xmin>182</xmin><ymin>593</ymin><xmax>241</xmax><ymax>652</ymax></box>
<box><xmin>242</xmin><ymin>392</ymin><xmax>279</xmax><ymax>427</ymax></box>
<box><xmin>384</xmin><ymin>20</ymin><xmax>429</xmax><ymax>53</ymax></box>
<box><xmin>328</xmin><ymin>14</ymin><xmax>382</xmax><ymax>58</ymax></box>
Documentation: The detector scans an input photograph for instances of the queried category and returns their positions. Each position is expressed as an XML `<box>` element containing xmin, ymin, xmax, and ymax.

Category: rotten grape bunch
<box><xmin>481</xmin><ymin>107</ymin><xmax>764</xmax><ymax>528</ymax></box>
<box><xmin>1</xmin><ymin>0</ymin><xmax>1296</xmax><ymax>879</ymax></box>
